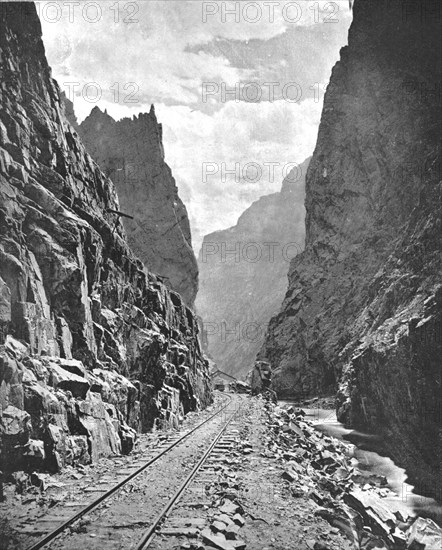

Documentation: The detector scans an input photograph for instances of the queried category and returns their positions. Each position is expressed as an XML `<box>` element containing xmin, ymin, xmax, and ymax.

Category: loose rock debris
<box><xmin>153</xmin><ymin>398</ymin><xmax>441</xmax><ymax>549</ymax></box>
<box><xmin>0</xmin><ymin>396</ymin><xmax>441</xmax><ymax>550</ymax></box>
<box><xmin>261</xmin><ymin>400</ymin><xmax>441</xmax><ymax>550</ymax></box>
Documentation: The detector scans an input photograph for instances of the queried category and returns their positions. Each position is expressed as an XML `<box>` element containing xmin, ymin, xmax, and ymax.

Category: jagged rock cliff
<box><xmin>197</xmin><ymin>159</ymin><xmax>309</xmax><ymax>379</ymax></box>
<box><xmin>0</xmin><ymin>2</ymin><xmax>211</xmax><ymax>474</ymax></box>
<box><xmin>259</xmin><ymin>0</ymin><xmax>441</xmax><ymax>498</ymax></box>
<box><xmin>75</xmin><ymin>105</ymin><xmax>198</xmax><ymax>307</ymax></box>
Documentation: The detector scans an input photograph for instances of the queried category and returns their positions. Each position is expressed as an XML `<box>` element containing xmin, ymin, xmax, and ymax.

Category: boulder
<box><xmin>344</xmin><ymin>488</ymin><xmax>398</xmax><ymax>538</ymax></box>
<box><xmin>406</xmin><ymin>517</ymin><xmax>442</xmax><ymax>550</ymax></box>
<box><xmin>4</xmin><ymin>337</ymin><xmax>28</xmax><ymax>360</ymax></box>
<box><xmin>11</xmin><ymin>470</ymin><xmax>29</xmax><ymax>493</ymax></box>
<box><xmin>47</xmin><ymin>363</ymin><xmax>90</xmax><ymax>399</ymax></box>
<box><xmin>0</xmin><ymin>353</ymin><xmax>24</xmax><ymax>411</ymax></box>
<box><xmin>202</xmin><ymin>528</ymin><xmax>243</xmax><ymax>550</ymax></box>
<box><xmin>0</xmin><ymin>405</ymin><xmax>31</xmax><ymax>470</ymax></box>
<box><xmin>119</xmin><ymin>422</ymin><xmax>137</xmax><ymax>455</ymax></box>
<box><xmin>23</xmin><ymin>439</ymin><xmax>45</xmax><ymax>469</ymax></box>
<box><xmin>138</xmin><ymin>383</ymin><xmax>159</xmax><ymax>432</ymax></box>
<box><xmin>91</xmin><ymin>368</ymin><xmax>138</xmax><ymax>424</ymax></box>
<box><xmin>249</xmin><ymin>361</ymin><xmax>272</xmax><ymax>396</ymax></box>
<box><xmin>22</xmin><ymin>357</ymin><xmax>49</xmax><ymax>383</ymax></box>
<box><xmin>66</xmin><ymin>435</ymin><xmax>90</xmax><ymax>466</ymax></box>
<box><xmin>24</xmin><ymin>381</ymin><xmax>67</xmax><ymax>437</ymax></box>
<box><xmin>76</xmin><ymin>392</ymin><xmax>121</xmax><ymax>461</ymax></box>
<box><xmin>44</xmin><ymin>424</ymin><xmax>61</xmax><ymax>468</ymax></box>
<box><xmin>30</xmin><ymin>471</ymin><xmax>50</xmax><ymax>491</ymax></box>
<box><xmin>55</xmin><ymin>358</ymin><xmax>86</xmax><ymax>377</ymax></box>
<box><xmin>314</xmin><ymin>505</ymin><xmax>361</xmax><ymax>546</ymax></box>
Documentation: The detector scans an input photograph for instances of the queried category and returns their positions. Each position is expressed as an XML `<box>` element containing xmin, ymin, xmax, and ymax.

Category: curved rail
<box><xmin>26</xmin><ymin>394</ymin><xmax>233</xmax><ymax>550</ymax></box>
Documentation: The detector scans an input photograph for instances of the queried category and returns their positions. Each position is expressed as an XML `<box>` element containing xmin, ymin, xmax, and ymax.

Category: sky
<box><xmin>37</xmin><ymin>1</ymin><xmax>352</xmax><ymax>251</ymax></box>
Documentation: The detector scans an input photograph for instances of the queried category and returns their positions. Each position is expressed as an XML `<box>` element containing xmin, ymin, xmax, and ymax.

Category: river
<box><xmin>280</xmin><ymin>403</ymin><xmax>442</xmax><ymax>527</ymax></box>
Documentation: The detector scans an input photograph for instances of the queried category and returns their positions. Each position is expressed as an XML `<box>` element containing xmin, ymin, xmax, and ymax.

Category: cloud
<box><xmin>39</xmin><ymin>1</ymin><xmax>351</xmax><ymax>111</ymax></box>
<box><xmin>39</xmin><ymin>1</ymin><xmax>257</xmax><ymax>110</ymax></box>
<box><xmin>38</xmin><ymin>0</ymin><xmax>351</xmax><ymax>252</ymax></box>
<box><xmin>155</xmin><ymin>98</ymin><xmax>323</xmax><ymax>250</ymax></box>
<box><xmin>191</xmin><ymin>19</ymin><xmax>351</xmax><ymax>106</ymax></box>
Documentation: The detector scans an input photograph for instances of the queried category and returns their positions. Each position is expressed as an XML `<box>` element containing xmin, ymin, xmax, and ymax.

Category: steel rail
<box><xmin>26</xmin><ymin>394</ymin><xmax>233</xmax><ymax>550</ymax></box>
<box><xmin>134</xmin><ymin>403</ymin><xmax>240</xmax><ymax>549</ymax></box>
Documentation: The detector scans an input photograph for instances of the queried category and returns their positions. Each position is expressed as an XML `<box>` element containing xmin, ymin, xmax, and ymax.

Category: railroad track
<box><xmin>134</xmin><ymin>404</ymin><xmax>242</xmax><ymax>549</ymax></box>
<box><xmin>24</xmin><ymin>393</ymin><xmax>243</xmax><ymax>550</ymax></box>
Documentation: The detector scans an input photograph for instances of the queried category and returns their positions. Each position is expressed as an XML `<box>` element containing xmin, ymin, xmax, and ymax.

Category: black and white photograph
<box><xmin>0</xmin><ymin>1</ymin><xmax>440</xmax><ymax>548</ymax></box>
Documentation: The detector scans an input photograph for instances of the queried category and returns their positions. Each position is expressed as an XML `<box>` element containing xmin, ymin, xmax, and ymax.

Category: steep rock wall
<box><xmin>259</xmin><ymin>0</ymin><xmax>441</xmax><ymax>498</ymax></box>
<box><xmin>76</xmin><ymin>105</ymin><xmax>198</xmax><ymax>308</ymax></box>
<box><xmin>197</xmin><ymin>159</ymin><xmax>309</xmax><ymax>379</ymax></box>
<box><xmin>0</xmin><ymin>2</ymin><xmax>211</xmax><ymax>474</ymax></box>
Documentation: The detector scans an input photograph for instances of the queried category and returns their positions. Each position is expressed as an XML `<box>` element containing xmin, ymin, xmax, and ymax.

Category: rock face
<box><xmin>0</xmin><ymin>2</ymin><xmax>211</xmax><ymax>474</ymax></box>
<box><xmin>259</xmin><ymin>0</ymin><xmax>441</xmax><ymax>498</ymax></box>
<box><xmin>247</xmin><ymin>361</ymin><xmax>272</xmax><ymax>396</ymax></box>
<box><xmin>196</xmin><ymin>159</ymin><xmax>309</xmax><ymax>379</ymax></box>
<box><xmin>75</xmin><ymin>104</ymin><xmax>198</xmax><ymax>307</ymax></box>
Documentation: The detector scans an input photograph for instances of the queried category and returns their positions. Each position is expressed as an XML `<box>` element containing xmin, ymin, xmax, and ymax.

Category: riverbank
<box><xmin>280</xmin><ymin>398</ymin><xmax>442</xmax><ymax>527</ymax></box>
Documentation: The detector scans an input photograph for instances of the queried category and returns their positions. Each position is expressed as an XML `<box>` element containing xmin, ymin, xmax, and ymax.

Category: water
<box><xmin>280</xmin><ymin>403</ymin><xmax>442</xmax><ymax>526</ymax></box>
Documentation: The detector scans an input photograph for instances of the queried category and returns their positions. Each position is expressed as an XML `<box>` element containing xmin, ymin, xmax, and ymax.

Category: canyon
<box><xmin>0</xmin><ymin>2</ymin><xmax>211</xmax><ymax>475</ymax></box>
<box><xmin>197</xmin><ymin>158</ymin><xmax>309</xmax><ymax>379</ymax></box>
<box><xmin>259</xmin><ymin>0</ymin><xmax>441</xmax><ymax>500</ymax></box>
<box><xmin>0</xmin><ymin>0</ymin><xmax>441</xmax><ymax>546</ymax></box>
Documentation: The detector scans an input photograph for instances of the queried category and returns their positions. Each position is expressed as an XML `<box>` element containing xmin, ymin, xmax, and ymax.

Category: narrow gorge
<box><xmin>0</xmin><ymin>1</ymin><xmax>441</xmax><ymax>549</ymax></box>
<box><xmin>197</xmin><ymin>158</ymin><xmax>310</xmax><ymax>379</ymax></box>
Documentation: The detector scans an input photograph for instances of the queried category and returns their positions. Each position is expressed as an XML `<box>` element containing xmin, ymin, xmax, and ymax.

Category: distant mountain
<box><xmin>196</xmin><ymin>158</ymin><xmax>310</xmax><ymax>379</ymax></box>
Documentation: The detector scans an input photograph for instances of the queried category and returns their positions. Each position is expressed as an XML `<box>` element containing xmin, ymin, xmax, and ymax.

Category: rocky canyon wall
<box><xmin>0</xmin><ymin>2</ymin><xmax>211</xmax><ymax>474</ymax></box>
<box><xmin>75</xmin><ymin>105</ymin><xmax>198</xmax><ymax>308</ymax></box>
<box><xmin>259</xmin><ymin>0</ymin><xmax>441</xmax><ymax>498</ymax></box>
<box><xmin>197</xmin><ymin>159</ymin><xmax>309</xmax><ymax>379</ymax></box>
